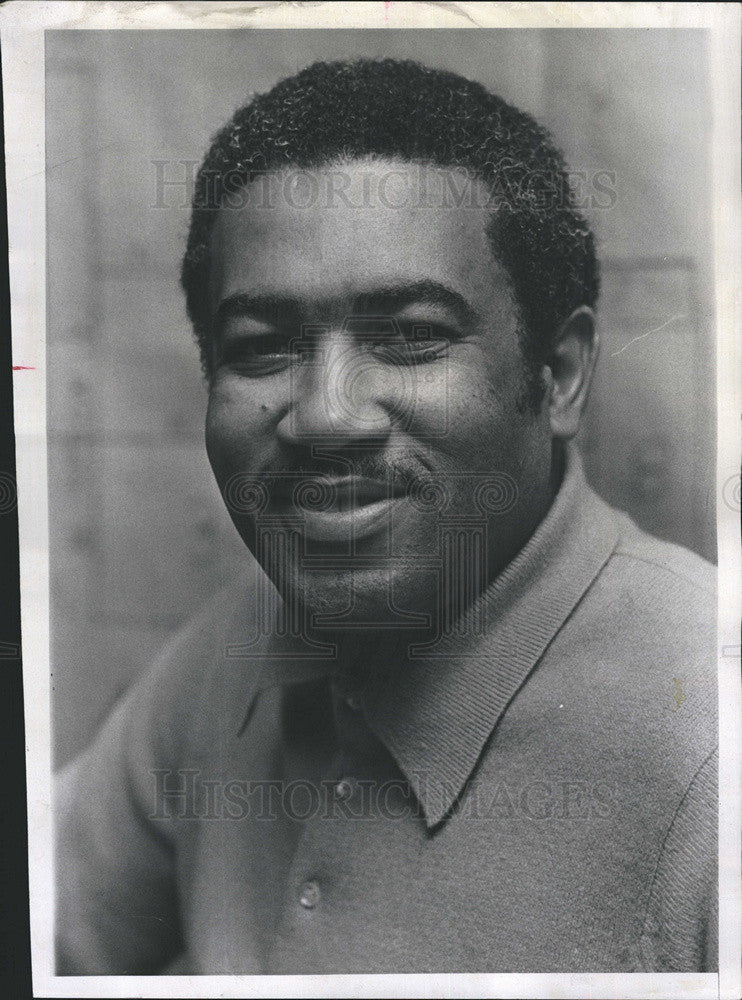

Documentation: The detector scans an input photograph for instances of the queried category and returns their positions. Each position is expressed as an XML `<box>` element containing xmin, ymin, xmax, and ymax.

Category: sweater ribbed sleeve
<box><xmin>639</xmin><ymin>747</ymin><xmax>718</xmax><ymax>971</ymax></box>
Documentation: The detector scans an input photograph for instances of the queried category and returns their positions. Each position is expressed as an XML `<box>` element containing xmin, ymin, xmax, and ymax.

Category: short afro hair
<box><xmin>181</xmin><ymin>57</ymin><xmax>599</xmax><ymax>396</ymax></box>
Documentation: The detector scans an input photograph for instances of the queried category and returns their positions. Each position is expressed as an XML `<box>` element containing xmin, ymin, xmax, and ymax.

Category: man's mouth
<box><xmin>270</xmin><ymin>475</ymin><xmax>406</xmax><ymax>543</ymax></box>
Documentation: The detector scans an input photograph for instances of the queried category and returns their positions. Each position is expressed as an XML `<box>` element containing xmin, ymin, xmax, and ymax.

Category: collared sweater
<box><xmin>56</xmin><ymin>445</ymin><xmax>718</xmax><ymax>973</ymax></box>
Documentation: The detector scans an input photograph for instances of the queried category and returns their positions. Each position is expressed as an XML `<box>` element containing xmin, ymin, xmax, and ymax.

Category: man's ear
<box><xmin>546</xmin><ymin>306</ymin><xmax>599</xmax><ymax>440</ymax></box>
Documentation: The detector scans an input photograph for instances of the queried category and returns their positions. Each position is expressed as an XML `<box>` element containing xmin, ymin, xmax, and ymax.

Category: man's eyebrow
<box><xmin>215</xmin><ymin>293</ymin><xmax>300</xmax><ymax>329</ymax></box>
<box><xmin>352</xmin><ymin>281</ymin><xmax>479</xmax><ymax>326</ymax></box>
<box><xmin>215</xmin><ymin>280</ymin><xmax>479</xmax><ymax>330</ymax></box>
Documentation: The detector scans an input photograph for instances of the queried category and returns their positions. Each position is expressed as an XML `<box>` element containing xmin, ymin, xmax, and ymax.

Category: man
<box><xmin>56</xmin><ymin>58</ymin><xmax>717</xmax><ymax>974</ymax></box>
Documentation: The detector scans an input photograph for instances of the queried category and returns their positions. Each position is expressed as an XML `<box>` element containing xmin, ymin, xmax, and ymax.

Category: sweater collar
<box><xmin>356</xmin><ymin>443</ymin><xmax>620</xmax><ymax>827</ymax></box>
<box><xmin>231</xmin><ymin>443</ymin><xmax>619</xmax><ymax>827</ymax></box>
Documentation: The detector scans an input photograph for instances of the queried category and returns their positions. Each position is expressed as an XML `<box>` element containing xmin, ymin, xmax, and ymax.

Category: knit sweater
<box><xmin>56</xmin><ymin>445</ymin><xmax>717</xmax><ymax>973</ymax></box>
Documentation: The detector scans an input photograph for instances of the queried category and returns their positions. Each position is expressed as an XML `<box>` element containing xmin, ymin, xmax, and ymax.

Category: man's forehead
<box><xmin>208</xmin><ymin>158</ymin><xmax>510</xmax><ymax>312</ymax></box>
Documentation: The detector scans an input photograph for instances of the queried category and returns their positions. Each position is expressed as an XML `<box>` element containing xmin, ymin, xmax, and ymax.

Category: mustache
<box><xmin>256</xmin><ymin>455</ymin><xmax>423</xmax><ymax>490</ymax></box>
<box><xmin>220</xmin><ymin>453</ymin><xmax>439</xmax><ymax>515</ymax></box>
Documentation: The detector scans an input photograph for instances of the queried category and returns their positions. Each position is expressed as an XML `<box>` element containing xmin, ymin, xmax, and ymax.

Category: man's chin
<box><xmin>273</xmin><ymin>564</ymin><xmax>437</xmax><ymax>638</ymax></box>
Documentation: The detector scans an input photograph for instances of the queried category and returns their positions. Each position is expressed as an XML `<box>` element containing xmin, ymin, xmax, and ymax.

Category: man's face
<box><xmin>205</xmin><ymin>160</ymin><xmax>553</xmax><ymax>634</ymax></box>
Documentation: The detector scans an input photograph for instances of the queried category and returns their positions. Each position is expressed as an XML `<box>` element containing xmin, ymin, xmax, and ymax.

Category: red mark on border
<box><xmin>384</xmin><ymin>1</ymin><xmax>390</xmax><ymax>18</ymax></box>
<box><xmin>12</xmin><ymin>366</ymin><xmax>35</xmax><ymax>371</ymax></box>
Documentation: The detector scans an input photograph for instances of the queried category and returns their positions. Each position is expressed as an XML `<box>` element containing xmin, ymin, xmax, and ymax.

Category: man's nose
<box><xmin>276</xmin><ymin>333</ymin><xmax>393</xmax><ymax>447</ymax></box>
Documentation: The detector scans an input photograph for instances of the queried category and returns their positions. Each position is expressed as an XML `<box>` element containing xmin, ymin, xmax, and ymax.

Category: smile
<box><xmin>272</xmin><ymin>476</ymin><xmax>405</xmax><ymax>543</ymax></box>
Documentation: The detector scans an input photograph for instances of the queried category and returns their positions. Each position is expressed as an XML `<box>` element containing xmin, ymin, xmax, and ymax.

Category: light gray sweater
<box><xmin>56</xmin><ymin>446</ymin><xmax>717</xmax><ymax>973</ymax></box>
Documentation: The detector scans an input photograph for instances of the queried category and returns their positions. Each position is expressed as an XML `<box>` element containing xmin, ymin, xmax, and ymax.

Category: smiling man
<box><xmin>56</xmin><ymin>59</ymin><xmax>717</xmax><ymax>974</ymax></box>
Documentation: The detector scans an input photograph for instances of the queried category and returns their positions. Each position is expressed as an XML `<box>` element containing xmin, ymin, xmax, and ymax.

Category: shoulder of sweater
<box><xmin>115</xmin><ymin>569</ymin><xmax>267</xmax><ymax>766</ymax></box>
<box><xmin>552</xmin><ymin>502</ymin><xmax>718</xmax><ymax>773</ymax></box>
<box><xmin>587</xmin><ymin>508</ymin><xmax>717</xmax><ymax>687</ymax></box>
<box><xmin>608</xmin><ymin>509</ymin><xmax>716</xmax><ymax>600</ymax></box>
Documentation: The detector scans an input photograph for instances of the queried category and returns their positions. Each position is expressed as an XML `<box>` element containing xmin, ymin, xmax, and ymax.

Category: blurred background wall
<box><xmin>47</xmin><ymin>29</ymin><xmax>715</xmax><ymax>767</ymax></box>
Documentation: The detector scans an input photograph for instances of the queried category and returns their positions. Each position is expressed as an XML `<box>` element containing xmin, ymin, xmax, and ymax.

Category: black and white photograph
<box><xmin>2</xmin><ymin>2</ymin><xmax>740</xmax><ymax>997</ymax></box>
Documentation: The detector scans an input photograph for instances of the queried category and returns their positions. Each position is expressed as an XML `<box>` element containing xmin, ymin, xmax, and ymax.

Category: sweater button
<box><xmin>334</xmin><ymin>778</ymin><xmax>353</xmax><ymax>801</ymax></box>
<box><xmin>299</xmin><ymin>880</ymin><xmax>320</xmax><ymax>909</ymax></box>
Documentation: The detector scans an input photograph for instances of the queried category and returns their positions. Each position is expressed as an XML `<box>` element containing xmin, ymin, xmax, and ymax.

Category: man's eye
<box><xmin>219</xmin><ymin>335</ymin><xmax>297</xmax><ymax>374</ymax></box>
<box><xmin>370</xmin><ymin>324</ymin><xmax>451</xmax><ymax>365</ymax></box>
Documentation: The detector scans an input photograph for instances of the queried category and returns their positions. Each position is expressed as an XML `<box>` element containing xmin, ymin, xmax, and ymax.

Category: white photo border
<box><xmin>1</xmin><ymin>3</ymin><xmax>739</xmax><ymax>998</ymax></box>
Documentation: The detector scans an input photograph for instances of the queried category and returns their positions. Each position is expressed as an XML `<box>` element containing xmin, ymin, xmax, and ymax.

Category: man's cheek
<box><xmin>408</xmin><ymin>371</ymin><xmax>496</xmax><ymax>462</ymax></box>
<box><xmin>204</xmin><ymin>403</ymin><xmax>234</xmax><ymax>481</ymax></box>
<box><xmin>206</xmin><ymin>395</ymin><xmax>260</xmax><ymax>470</ymax></box>
<box><xmin>395</xmin><ymin>364</ymin><xmax>460</xmax><ymax>442</ymax></box>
